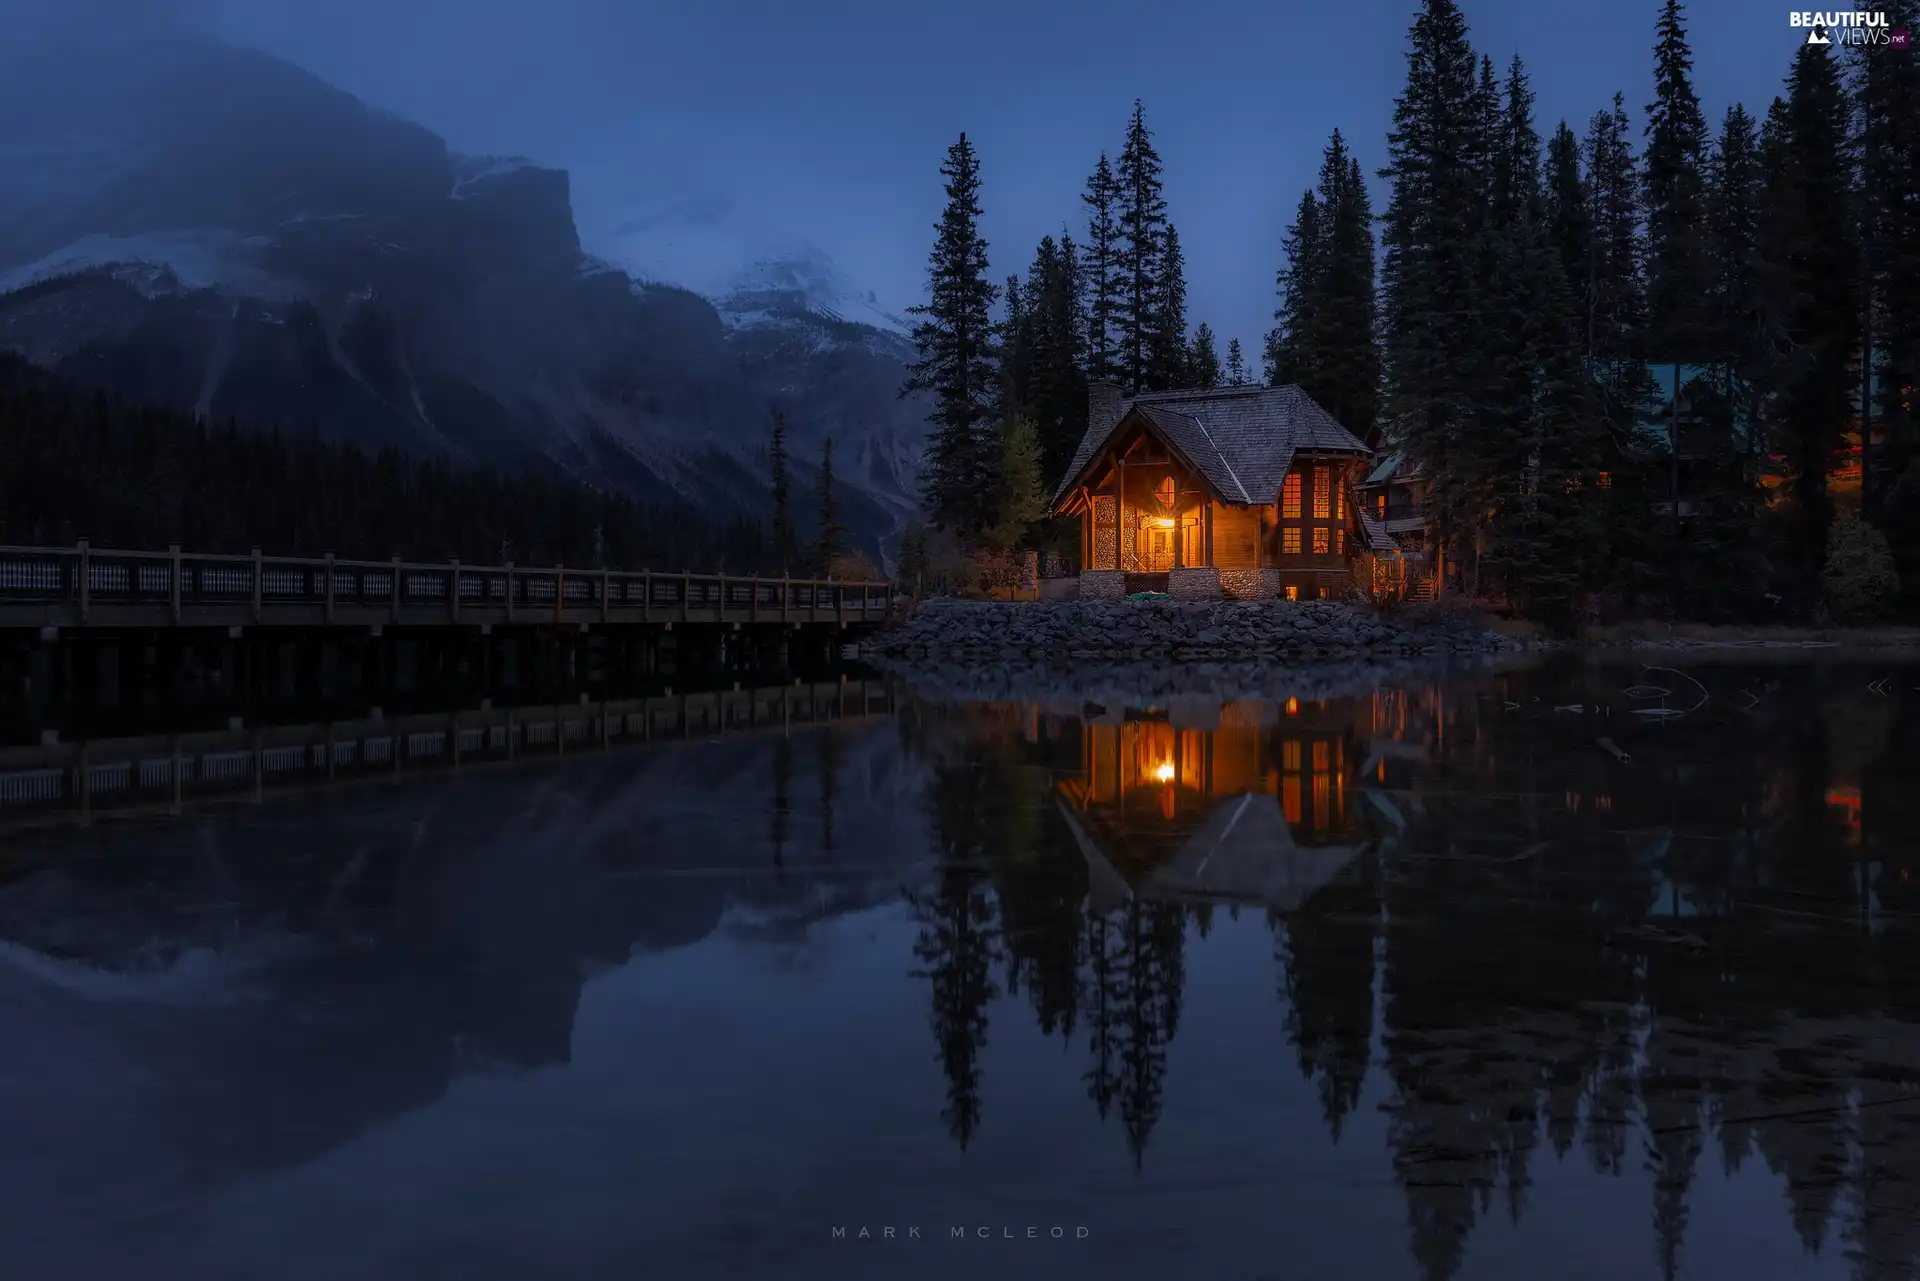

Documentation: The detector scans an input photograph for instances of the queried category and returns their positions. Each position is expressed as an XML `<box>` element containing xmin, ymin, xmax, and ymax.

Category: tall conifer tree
<box><xmin>1859</xmin><ymin>0</ymin><xmax>1920</xmax><ymax>589</ymax></box>
<box><xmin>1379</xmin><ymin>0</ymin><xmax>1485</xmax><ymax>576</ymax></box>
<box><xmin>1080</xmin><ymin>154</ymin><xmax>1124</xmax><ymax>386</ymax></box>
<box><xmin>1705</xmin><ymin>105</ymin><xmax>1765</xmax><ymax>433</ymax></box>
<box><xmin>1012</xmin><ymin>233</ymin><xmax>1091</xmax><ymax>486</ymax></box>
<box><xmin>1188</xmin><ymin>323</ymin><xmax>1221</xmax><ymax>388</ymax></box>
<box><xmin>1643</xmin><ymin>0</ymin><xmax>1712</xmax><ymax>361</ymax></box>
<box><xmin>768</xmin><ymin>408</ymin><xmax>795</xmax><ymax>570</ymax></box>
<box><xmin>1764</xmin><ymin>46</ymin><xmax>1859</xmax><ymax>595</ymax></box>
<box><xmin>1543</xmin><ymin>121</ymin><xmax>1593</xmax><ymax>303</ymax></box>
<box><xmin>902</xmin><ymin>133</ymin><xmax>1001</xmax><ymax>540</ymax></box>
<box><xmin>1267</xmin><ymin>188</ymin><xmax>1323</xmax><ymax>387</ymax></box>
<box><xmin>815</xmin><ymin>436</ymin><xmax>845</xmax><ymax>573</ymax></box>
<box><xmin>1225</xmin><ymin>338</ymin><xmax>1248</xmax><ymax>387</ymax></box>
<box><xmin>1115</xmin><ymin>101</ymin><xmax>1170</xmax><ymax>394</ymax></box>
<box><xmin>1149</xmin><ymin>222</ymin><xmax>1190</xmax><ymax>389</ymax></box>
<box><xmin>1584</xmin><ymin>93</ymin><xmax>1659</xmax><ymax>437</ymax></box>
<box><xmin>1483</xmin><ymin>57</ymin><xmax>1607</xmax><ymax>618</ymax></box>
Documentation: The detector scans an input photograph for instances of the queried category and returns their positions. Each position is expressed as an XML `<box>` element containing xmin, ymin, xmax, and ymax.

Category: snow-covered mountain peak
<box><xmin>592</xmin><ymin>196</ymin><xmax>910</xmax><ymax>336</ymax></box>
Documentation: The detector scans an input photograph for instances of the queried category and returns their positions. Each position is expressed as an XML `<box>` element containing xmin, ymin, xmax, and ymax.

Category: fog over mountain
<box><xmin>0</xmin><ymin>4</ymin><xmax>926</xmax><ymax>560</ymax></box>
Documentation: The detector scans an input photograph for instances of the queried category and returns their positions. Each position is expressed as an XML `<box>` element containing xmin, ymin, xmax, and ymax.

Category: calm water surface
<box><xmin>3</xmin><ymin>656</ymin><xmax>1919</xmax><ymax>1281</ymax></box>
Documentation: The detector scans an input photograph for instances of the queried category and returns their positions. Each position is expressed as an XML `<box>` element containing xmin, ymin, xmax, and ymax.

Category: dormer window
<box><xmin>1155</xmin><ymin>477</ymin><xmax>1175</xmax><ymax>510</ymax></box>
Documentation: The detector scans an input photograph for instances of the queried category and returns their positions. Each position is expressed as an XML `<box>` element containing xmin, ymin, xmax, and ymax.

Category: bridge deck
<box><xmin>0</xmin><ymin>544</ymin><xmax>895</xmax><ymax>631</ymax></box>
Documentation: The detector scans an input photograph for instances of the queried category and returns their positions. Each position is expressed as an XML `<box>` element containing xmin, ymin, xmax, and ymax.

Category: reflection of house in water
<box><xmin>1052</xmin><ymin>700</ymin><xmax>1366</xmax><ymax>911</ymax></box>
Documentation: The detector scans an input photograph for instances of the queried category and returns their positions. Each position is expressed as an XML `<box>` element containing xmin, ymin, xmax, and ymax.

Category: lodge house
<box><xmin>1051</xmin><ymin>382</ymin><xmax>1394</xmax><ymax>600</ymax></box>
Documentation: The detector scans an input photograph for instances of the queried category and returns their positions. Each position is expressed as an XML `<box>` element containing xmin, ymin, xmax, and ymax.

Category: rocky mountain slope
<box><xmin>0</xmin><ymin>22</ymin><xmax>927</xmax><ymax>561</ymax></box>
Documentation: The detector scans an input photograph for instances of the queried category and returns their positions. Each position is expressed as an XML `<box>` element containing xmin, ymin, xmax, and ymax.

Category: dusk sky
<box><xmin>197</xmin><ymin>0</ymin><xmax>1808</xmax><ymax>352</ymax></box>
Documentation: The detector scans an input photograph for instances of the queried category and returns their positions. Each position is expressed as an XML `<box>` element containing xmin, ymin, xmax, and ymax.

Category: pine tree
<box><xmin>902</xmin><ymin>133</ymin><xmax>1001</xmax><ymax>541</ymax></box>
<box><xmin>1080</xmin><ymin>153</ymin><xmax>1124</xmax><ymax>386</ymax></box>
<box><xmin>1379</xmin><ymin>0</ymin><xmax>1486</xmax><ymax>576</ymax></box>
<box><xmin>1585</xmin><ymin>93</ymin><xmax>1660</xmax><ymax>438</ymax></box>
<box><xmin>1188</xmin><ymin>322</ymin><xmax>1221</xmax><ymax>388</ymax></box>
<box><xmin>1148</xmin><ymin>222</ymin><xmax>1189</xmax><ymax>390</ymax></box>
<box><xmin>1643</xmin><ymin>0</ymin><xmax>1712</xmax><ymax>362</ymax></box>
<box><xmin>1859</xmin><ymin>0</ymin><xmax>1920</xmax><ymax>592</ymax></box>
<box><xmin>1490</xmin><ymin>56</ymin><xmax>1542</xmax><ymax>226</ymax></box>
<box><xmin>1011</xmin><ymin>233</ymin><xmax>1090</xmax><ymax>487</ymax></box>
<box><xmin>1471</xmin><ymin>51</ymin><xmax>1607</xmax><ymax>619</ymax></box>
<box><xmin>1267</xmin><ymin>188</ymin><xmax>1323</xmax><ymax>387</ymax></box>
<box><xmin>1705</xmin><ymin>104</ymin><xmax>1765</xmax><ymax>437</ymax></box>
<box><xmin>768</xmin><ymin>407</ymin><xmax>796</xmax><ymax>570</ymax></box>
<box><xmin>1319</xmin><ymin>140</ymin><xmax>1382</xmax><ymax>441</ymax></box>
<box><xmin>815</xmin><ymin>435</ymin><xmax>845</xmax><ymax>573</ymax></box>
<box><xmin>1543</xmin><ymin>121</ymin><xmax>1592</xmax><ymax>297</ymax></box>
<box><xmin>987</xmin><ymin>414</ymin><xmax>1047</xmax><ymax>551</ymax></box>
<box><xmin>1765</xmin><ymin>45</ymin><xmax>1860</xmax><ymax>594</ymax></box>
<box><xmin>1225</xmin><ymin>338</ymin><xmax>1248</xmax><ymax>387</ymax></box>
<box><xmin>999</xmin><ymin>272</ymin><xmax>1031</xmax><ymax>417</ymax></box>
<box><xmin>1115</xmin><ymin>101</ymin><xmax>1170</xmax><ymax>394</ymax></box>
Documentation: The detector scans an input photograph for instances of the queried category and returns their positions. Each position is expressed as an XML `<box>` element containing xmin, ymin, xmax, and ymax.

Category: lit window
<box><xmin>1318</xmin><ymin>585</ymin><xmax>1331</xmax><ymax>599</ymax></box>
<box><xmin>1376</xmin><ymin>493</ymin><xmax>1386</xmax><ymax>515</ymax></box>
<box><xmin>1336</xmin><ymin>484</ymin><xmax>1344</xmax><ymax>520</ymax></box>
<box><xmin>1282</xmin><ymin>740</ymin><xmax>1301</xmax><ymax>771</ymax></box>
<box><xmin>1312</xmin><ymin>741</ymin><xmax>1330</xmax><ymax>772</ymax></box>
<box><xmin>1312</xmin><ymin>528</ymin><xmax>1331</xmax><ymax>555</ymax></box>
<box><xmin>1598</xmin><ymin>471</ymin><xmax>1613</xmax><ymax>489</ymax></box>
<box><xmin>1155</xmin><ymin>476</ymin><xmax>1175</xmax><ymax>509</ymax></box>
<box><xmin>1285</xmin><ymin>584</ymin><xmax>1299</xmax><ymax>600</ymax></box>
<box><xmin>1281</xmin><ymin>473</ymin><xmax>1302</xmax><ymax>518</ymax></box>
<box><xmin>1283</xmin><ymin>528</ymin><xmax>1302</xmax><ymax>555</ymax></box>
<box><xmin>1335</xmin><ymin>529</ymin><xmax>1345</xmax><ymax>553</ymax></box>
<box><xmin>1313</xmin><ymin>466</ymin><xmax>1331</xmax><ymax>519</ymax></box>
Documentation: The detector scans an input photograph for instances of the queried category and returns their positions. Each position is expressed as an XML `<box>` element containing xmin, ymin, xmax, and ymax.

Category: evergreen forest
<box><xmin>0</xmin><ymin>351</ymin><xmax>775</xmax><ymax>572</ymax></box>
<box><xmin>900</xmin><ymin>0</ymin><xmax>1920</xmax><ymax>623</ymax></box>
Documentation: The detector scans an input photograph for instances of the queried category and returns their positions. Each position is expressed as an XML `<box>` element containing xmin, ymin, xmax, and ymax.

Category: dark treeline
<box><xmin>0</xmin><ymin>352</ymin><xmax>775</xmax><ymax>571</ymax></box>
<box><xmin>902</xmin><ymin>0</ymin><xmax>1920</xmax><ymax>621</ymax></box>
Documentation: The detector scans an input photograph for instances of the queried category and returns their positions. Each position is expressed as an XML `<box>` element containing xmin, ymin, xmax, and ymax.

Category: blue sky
<box><xmin>205</xmin><ymin>0</ymin><xmax>1809</xmax><ymax>353</ymax></box>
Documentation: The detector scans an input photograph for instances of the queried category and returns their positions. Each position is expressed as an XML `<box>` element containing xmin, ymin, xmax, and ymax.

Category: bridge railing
<box><xmin>0</xmin><ymin>542</ymin><xmax>896</xmax><ymax>623</ymax></box>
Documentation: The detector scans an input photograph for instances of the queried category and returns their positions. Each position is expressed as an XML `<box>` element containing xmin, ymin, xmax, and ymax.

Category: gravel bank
<box><xmin>865</xmin><ymin>598</ymin><xmax>1527</xmax><ymax>665</ymax></box>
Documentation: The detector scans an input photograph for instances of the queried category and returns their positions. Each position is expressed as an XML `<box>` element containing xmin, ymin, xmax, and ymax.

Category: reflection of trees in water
<box><xmin>908</xmin><ymin>757</ymin><xmax>1005</xmax><ymax>1150</ymax></box>
<box><xmin>907</xmin><ymin>667</ymin><xmax>1920</xmax><ymax>1279</ymax></box>
<box><xmin>769</xmin><ymin>734</ymin><xmax>793</xmax><ymax>874</ymax></box>
<box><xmin>816</xmin><ymin>726</ymin><xmax>841</xmax><ymax>857</ymax></box>
<box><xmin>1273</xmin><ymin>871</ymin><xmax>1377</xmax><ymax>1141</ymax></box>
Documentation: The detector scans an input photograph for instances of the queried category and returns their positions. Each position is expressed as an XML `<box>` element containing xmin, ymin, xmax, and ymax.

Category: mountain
<box><xmin>0</xmin><ymin>22</ymin><xmax>929</xmax><ymax>563</ymax></box>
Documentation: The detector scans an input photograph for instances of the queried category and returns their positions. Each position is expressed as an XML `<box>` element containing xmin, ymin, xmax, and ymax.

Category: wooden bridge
<box><xmin>0</xmin><ymin>678</ymin><xmax>895</xmax><ymax>829</ymax></box>
<box><xmin>0</xmin><ymin>542</ymin><xmax>895</xmax><ymax>633</ymax></box>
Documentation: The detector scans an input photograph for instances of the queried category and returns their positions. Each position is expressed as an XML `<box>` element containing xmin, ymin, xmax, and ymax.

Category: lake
<box><xmin>1</xmin><ymin>654</ymin><xmax>1916</xmax><ymax>1281</ymax></box>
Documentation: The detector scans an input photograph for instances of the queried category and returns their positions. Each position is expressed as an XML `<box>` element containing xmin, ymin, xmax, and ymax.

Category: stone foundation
<box><xmin>1167</xmin><ymin>567</ymin><xmax>1223</xmax><ymax>600</ymax></box>
<box><xmin>1219</xmin><ymin>568</ymin><xmax>1280</xmax><ymax>600</ymax></box>
<box><xmin>1078</xmin><ymin>570</ymin><xmax>1126</xmax><ymax>600</ymax></box>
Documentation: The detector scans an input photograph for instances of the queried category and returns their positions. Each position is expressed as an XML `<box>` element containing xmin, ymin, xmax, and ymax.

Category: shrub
<box><xmin>1822</xmin><ymin>508</ymin><xmax>1901</xmax><ymax>622</ymax></box>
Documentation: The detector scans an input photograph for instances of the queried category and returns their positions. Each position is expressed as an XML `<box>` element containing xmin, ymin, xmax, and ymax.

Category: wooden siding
<box><xmin>1212</xmin><ymin>503</ymin><xmax>1262</xmax><ymax>570</ymax></box>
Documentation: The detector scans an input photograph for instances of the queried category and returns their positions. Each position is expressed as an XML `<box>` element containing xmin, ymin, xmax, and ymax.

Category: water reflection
<box><xmin>897</xmin><ymin>660</ymin><xmax>1920</xmax><ymax>1279</ymax></box>
<box><xmin>1</xmin><ymin>657</ymin><xmax>1916</xmax><ymax>1279</ymax></box>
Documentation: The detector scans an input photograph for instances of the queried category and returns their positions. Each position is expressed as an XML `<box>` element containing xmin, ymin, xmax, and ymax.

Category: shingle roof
<box><xmin>1050</xmin><ymin>384</ymin><xmax>1372</xmax><ymax>508</ymax></box>
<box><xmin>1357</xmin><ymin>508</ymin><xmax>1398</xmax><ymax>553</ymax></box>
<box><xmin>1361</xmin><ymin>452</ymin><xmax>1425</xmax><ymax>487</ymax></box>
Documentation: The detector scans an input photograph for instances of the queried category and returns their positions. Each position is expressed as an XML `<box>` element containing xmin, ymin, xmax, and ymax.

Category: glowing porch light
<box><xmin>1285</xmin><ymin>697</ymin><xmax>1299</xmax><ymax>716</ymax></box>
<box><xmin>1153</xmin><ymin>760</ymin><xmax>1176</xmax><ymax>783</ymax></box>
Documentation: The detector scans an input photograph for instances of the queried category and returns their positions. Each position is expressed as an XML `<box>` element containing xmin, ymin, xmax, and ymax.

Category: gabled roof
<box><xmin>1360</xmin><ymin>452</ymin><xmax>1424</xmax><ymax>487</ymax></box>
<box><xmin>1357</xmin><ymin>508</ymin><xmax>1399</xmax><ymax>553</ymax></box>
<box><xmin>1050</xmin><ymin>384</ymin><xmax>1372</xmax><ymax>508</ymax></box>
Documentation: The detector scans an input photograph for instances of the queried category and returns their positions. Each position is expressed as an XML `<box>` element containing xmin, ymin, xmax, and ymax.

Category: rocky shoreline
<box><xmin>863</xmin><ymin>598</ymin><xmax>1529</xmax><ymax>664</ymax></box>
<box><xmin>873</xmin><ymin>652</ymin><xmax>1526</xmax><ymax>708</ymax></box>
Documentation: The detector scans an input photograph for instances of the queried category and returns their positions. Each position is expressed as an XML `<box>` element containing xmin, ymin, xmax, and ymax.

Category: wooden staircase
<box><xmin>1406</xmin><ymin>571</ymin><xmax>1438</xmax><ymax>604</ymax></box>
